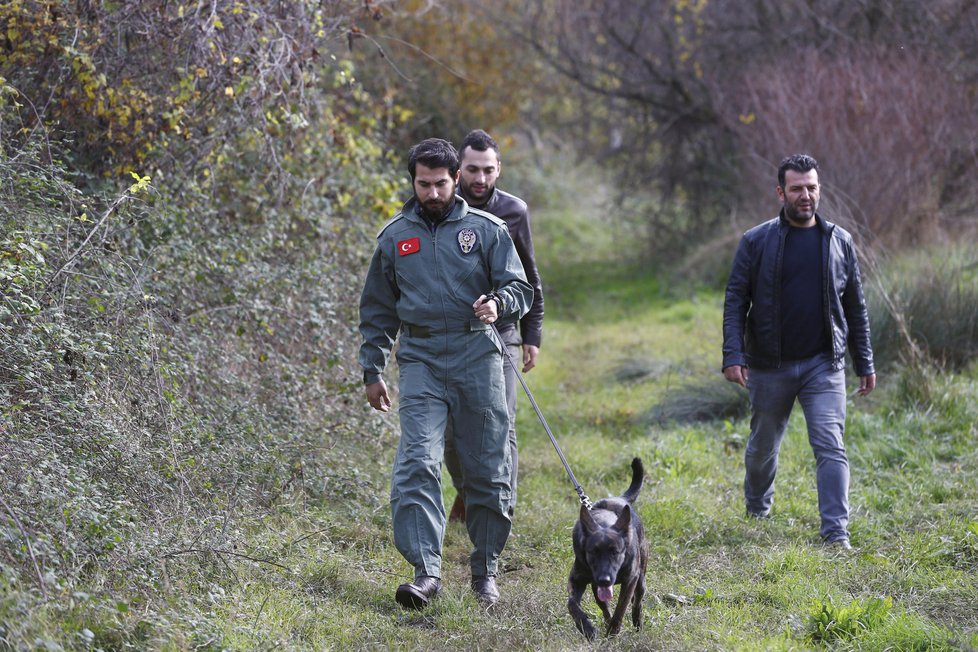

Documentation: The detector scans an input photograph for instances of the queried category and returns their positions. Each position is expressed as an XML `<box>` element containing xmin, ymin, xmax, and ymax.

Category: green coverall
<box><xmin>358</xmin><ymin>196</ymin><xmax>532</xmax><ymax>580</ymax></box>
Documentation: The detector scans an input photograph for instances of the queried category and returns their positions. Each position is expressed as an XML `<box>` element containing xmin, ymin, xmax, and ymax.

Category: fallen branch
<box><xmin>162</xmin><ymin>547</ymin><xmax>291</xmax><ymax>572</ymax></box>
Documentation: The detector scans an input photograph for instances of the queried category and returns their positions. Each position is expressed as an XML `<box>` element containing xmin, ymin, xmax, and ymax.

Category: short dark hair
<box><xmin>458</xmin><ymin>129</ymin><xmax>500</xmax><ymax>159</ymax></box>
<box><xmin>778</xmin><ymin>154</ymin><xmax>819</xmax><ymax>187</ymax></box>
<box><xmin>408</xmin><ymin>138</ymin><xmax>459</xmax><ymax>180</ymax></box>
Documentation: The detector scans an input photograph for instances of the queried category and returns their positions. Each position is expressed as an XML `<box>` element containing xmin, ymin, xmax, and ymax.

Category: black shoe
<box><xmin>471</xmin><ymin>575</ymin><xmax>499</xmax><ymax>607</ymax></box>
<box><xmin>395</xmin><ymin>575</ymin><xmax>441</xmax><ymax>610</ymax></box>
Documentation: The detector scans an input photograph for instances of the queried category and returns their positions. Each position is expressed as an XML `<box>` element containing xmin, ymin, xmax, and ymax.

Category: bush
<box><xmin>642</xmin><ymin>378</ymin><xmax>750</xmax><ymax>426</ymax></box>
<box><xmin>1</xmin><ymin>43</ymin><xmax>401</xmax><ymax>643</ymax></box>
<box><xmin>866</xmin><ymin>246</ymin><xmax>978</xmax><ymax>371</ymax></box>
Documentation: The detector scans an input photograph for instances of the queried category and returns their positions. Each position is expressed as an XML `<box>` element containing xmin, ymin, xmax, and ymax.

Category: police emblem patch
<box><xmin>457</xmin><ymin>228</ymin><xmax>477</xmax><ymax>254</ymax></box>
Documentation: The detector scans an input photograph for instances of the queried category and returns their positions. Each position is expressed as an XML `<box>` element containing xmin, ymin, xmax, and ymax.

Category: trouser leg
<box><xmin>797</xmin><ymin>356</ymin><xmax>849</xmax><ymax>542</ymax></box>
<box><xmin>391</xmin><ymin>365</ymin><xmax>448</xmax><ymax>579</ymax></box>
<box><xmin>447</xmin><ymin>341</ymin><xmax>521</xmax><ymax>506</ymax></box>
<box><xmin>451</xmin><ymin>344</ymin><xmax>512</xmax><ymax>577</ymax></box>
<box><xmin>456</xmin><ymin>403</ymin><xmax>512</xmax><ymax>577</ymax></box>
<box><xmin>456</xmin><ymin>405</ymin><xmax>512</xmax><ymax>576</ymax></box>
<box><xmin>503</xmin><ymin>342</ymin><xmax>520</xmax><ymax>512</ymax></box>
<box><xmin>744</xmin><ymin>366</ymin><xmax>797</xmax><ymax>516</ymax></box>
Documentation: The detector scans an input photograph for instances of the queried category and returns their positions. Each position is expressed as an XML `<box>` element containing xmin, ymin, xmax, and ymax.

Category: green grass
<box><xmin>4</xmin><ymin>205</ymin><xmax>978</xmax><ymax>650</ymax></box>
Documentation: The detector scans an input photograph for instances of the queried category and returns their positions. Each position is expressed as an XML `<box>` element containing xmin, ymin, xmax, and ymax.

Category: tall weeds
<box><xmin>866</xmin><ymin>246</ymin><xmax>978</xmax><ymax>371</ymax></box>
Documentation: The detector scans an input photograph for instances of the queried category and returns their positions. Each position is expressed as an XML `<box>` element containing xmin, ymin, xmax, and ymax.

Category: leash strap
<box><xmin>485</xmin><ymin>302</ymin><xmax>592</xmax><ymax>510</ymax></box>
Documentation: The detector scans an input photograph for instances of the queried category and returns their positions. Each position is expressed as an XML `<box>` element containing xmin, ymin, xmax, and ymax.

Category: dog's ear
<box><xmin>580</xmin><ymin>504</ymin><xmax>597</xmax><ymax>534</ymax></box>
<box><xmin>613</xmin><ymin>504</ymin><xmax>631</xmax><ymax>536</ymax></box>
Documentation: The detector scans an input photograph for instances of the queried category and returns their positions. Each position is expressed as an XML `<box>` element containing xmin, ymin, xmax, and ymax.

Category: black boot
<box><xmin>395</xmin><ymin>575</ymin><xmax>442</xmax><ymax>610</ymax></box>
<box><xmin>471</xmin><ymin>575</ymin><xmax>499</xmax><ymax>607</ymax></box>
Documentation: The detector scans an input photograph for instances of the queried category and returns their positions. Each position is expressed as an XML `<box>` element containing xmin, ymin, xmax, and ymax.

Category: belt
<box><xmin>401</xmin><ymin>321</ymin><xmax>490</xmax><ymax>338</ymax></box>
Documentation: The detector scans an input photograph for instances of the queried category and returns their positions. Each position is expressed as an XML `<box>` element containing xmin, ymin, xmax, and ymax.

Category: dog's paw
<box><xmin>581</xmin><ymin>621</ymin><xmax>598</xmax><ymax>641</ymax></box>
<box><xmin>607</xmin><ymin>621</ymin><xmax>623</xmax><ymax>637</ymax></box>
<box><xmin>573</xmin><ymin>616</ymin><xmax>598</xmax><ymax>641</ymax></box>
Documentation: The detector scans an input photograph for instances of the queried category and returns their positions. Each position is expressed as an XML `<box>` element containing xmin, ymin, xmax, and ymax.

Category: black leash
<box><xmin>485</xmin><ymin>310</ymin><xmax>592</xmax><ymax>511</ymax></box>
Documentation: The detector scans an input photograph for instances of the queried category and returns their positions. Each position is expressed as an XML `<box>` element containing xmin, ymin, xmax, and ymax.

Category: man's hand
<box><xmin>366</xmin><ymin>380</ymin><xmax>391</xmax><ymax>412</ymax></box>
<box><xmin>473</xmin><ymin>294</ymin><xmax>499</xmax><ymax>324</ymax></box>
<box><xmin>522</xmin><ymin>344</ymin><xmax>540</xmax><ymax>373</ymax></box>
<box><xmin>723</xmin><ymin>364</ymin><xmax>748</xmax><ymax>388</ymax></box>
<box><xmin>856</xmin><ymin>373</ymin><xmax>876</xmax><ymax>397</ymax></box>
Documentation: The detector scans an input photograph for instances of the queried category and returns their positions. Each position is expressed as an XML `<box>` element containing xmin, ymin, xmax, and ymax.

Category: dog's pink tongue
<box><xmin>596</xmin><ymin>586</ymin><xmax>614</xmax><ymax>602</ymax></box>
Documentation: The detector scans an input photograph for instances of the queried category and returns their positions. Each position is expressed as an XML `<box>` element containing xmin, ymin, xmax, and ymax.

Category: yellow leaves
<box><xmin>738</xmin><ymin>113</ymin><xmax>756</xmax><ymax>125</ymax></box>
<box><xmin>224</xmin><ymin>87</ymin><xmax>235</xmax><ymax>98</ymax></box>
<box><xmin>395</xmin><ymin>107</ymin><xmax>414</xmax><ymax>124</ymax></box>
<box><xmin>128</xmin><ymin>171</ymin><xmax>152</xmax><ymax>194</ymax></box>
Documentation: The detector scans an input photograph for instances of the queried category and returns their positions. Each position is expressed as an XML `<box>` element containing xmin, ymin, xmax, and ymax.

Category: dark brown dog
<box><xmin>567</xmin><ymin>457</ymin><xmax>648</xmax><ymax>639</ymax></box>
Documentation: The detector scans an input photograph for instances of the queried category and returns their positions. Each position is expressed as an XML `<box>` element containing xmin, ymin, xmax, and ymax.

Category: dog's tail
<box><xmin>621</xmin><ymin>457</ymin><xmax>644</xmax><ymax>504</ymax></box>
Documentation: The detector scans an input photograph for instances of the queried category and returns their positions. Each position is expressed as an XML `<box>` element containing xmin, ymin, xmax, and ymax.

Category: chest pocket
<box><xmin>392</xmin><ymin>236</ymin><xmax>432</xmax><ymax>303</ymax></box>
<box><xmin>449</xmin><ymin>228</ymin><xmax>487</xmax><ymax>296</ymax></box>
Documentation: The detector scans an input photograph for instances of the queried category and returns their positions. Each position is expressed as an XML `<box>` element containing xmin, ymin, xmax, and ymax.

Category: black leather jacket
<box><xmin>472</xmin><ymin>188</ymin><xmax>544</xmax><ymax>348</ymax></box>
<box><xmin>722</xmin><ymin>213</ymin><xmax>875</xmax><ymax>376</ymax></box>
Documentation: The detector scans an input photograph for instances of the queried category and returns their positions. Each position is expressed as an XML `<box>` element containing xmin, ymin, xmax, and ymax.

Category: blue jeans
<box><xmin>744</xmin><ymin>353</ymin><xmax>850</xmax><ymax>542</ymax></box>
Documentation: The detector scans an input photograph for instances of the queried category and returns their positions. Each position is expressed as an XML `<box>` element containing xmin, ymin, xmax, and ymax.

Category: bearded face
<box><xmin>413</xmin><ymin>163</ymin><xmax>458</xmax><ymax>220</ymax></box>
<box><xmin>458</xmin><ymin>146</ymin><xmax>500</xmax><ymax>207</ymax></box>
<box><xmin>778</xmin><ymin>168</ymin><xmax>820</xmax><ymax>226</ymax></box>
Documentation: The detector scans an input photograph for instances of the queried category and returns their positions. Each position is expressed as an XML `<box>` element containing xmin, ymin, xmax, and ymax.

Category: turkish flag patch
<box><xmin>397</xmin><ymin>237</ymin><xmax>420</xmax><ymax>256</ymax></box>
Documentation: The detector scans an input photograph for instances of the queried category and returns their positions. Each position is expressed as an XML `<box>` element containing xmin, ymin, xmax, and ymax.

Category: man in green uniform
<box><xmin>358</xmin><ymin>138</ymin><xmax>533</xmax><ymax>609</ymax></box>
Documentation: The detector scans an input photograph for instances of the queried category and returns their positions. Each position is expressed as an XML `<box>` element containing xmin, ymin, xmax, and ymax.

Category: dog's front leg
<box><xmin>567</xmin><ymin>579</ymin><xmax>597</xmax><ymax>640</ymax></box>
<box><xmin>606</xmin><ymin>576</ymin><xmax>639</xmax><ymax>637</ymax></box>
<box><xmin>632</xmin><ymin>573</ymin><xmax>646</xmax><ymax>629</ymax></box>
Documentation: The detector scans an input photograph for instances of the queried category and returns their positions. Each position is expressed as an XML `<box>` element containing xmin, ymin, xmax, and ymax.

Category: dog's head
<box><xmin>579</xmin><ymin>503</ymin><xmax>632</xmax><ymax>602</ymax></box>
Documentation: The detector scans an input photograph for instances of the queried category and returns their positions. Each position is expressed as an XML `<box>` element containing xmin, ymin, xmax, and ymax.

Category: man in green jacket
<box><xmin>358</xmin><ymin>138</ymin><xmax>533</xmax><ymax>609</ymax></box>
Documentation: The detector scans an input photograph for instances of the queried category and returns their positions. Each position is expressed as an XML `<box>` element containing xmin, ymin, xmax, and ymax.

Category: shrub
<box><xmin>866</xmin><ymin>246</ymin><xmax>978</xmax><ymax>371</ymax></box>
<box><xmin>642</xmin><ymin>378</ymin><xmax>750</xmax><ymax>425</ymax></box>
<box><xmin>1</xmin><ymin>41</ymin><xmax>401</xmax><ymax>643</ymax></box>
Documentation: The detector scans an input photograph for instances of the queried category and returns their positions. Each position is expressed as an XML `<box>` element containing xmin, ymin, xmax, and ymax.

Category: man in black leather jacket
<box><xmin>722</xmin><ymin>154</ymin><xmax>876</xmax><ymax>549</ymax></box>
<box><xmin>445</xmin><ymin>130</ymin><xmax>545</xmax><ymax>524</ymax></box>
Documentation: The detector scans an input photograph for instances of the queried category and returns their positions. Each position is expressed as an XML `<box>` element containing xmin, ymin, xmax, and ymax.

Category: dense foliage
<box><xmin>2</xmin><ymin>1</ymin><xmax>403</xmax><ymax>644</ymax></box>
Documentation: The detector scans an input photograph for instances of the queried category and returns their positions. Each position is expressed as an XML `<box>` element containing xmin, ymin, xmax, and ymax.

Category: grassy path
<box><xmin>211</xmin><ymin>204</ymin><xmax>978</xmax><ymax>650</ymax></box>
